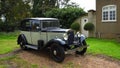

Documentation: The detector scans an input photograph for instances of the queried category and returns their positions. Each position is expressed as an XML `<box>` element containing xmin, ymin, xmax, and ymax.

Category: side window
<box><xmin>31</xmin><ymin>20</ymin><xmax>40</xmax><ymax>31</ymax></box>
<box><xmin>20</xmin><ymin>19</ymin><xmax>31</xmax><ymax>31</ymax></box>
<box><xmin>42</xmin><ymin>21</ymin><xmax>49</xmax><ymax>28</ymax></box>
<box><xmin>25</xmin><ymin>21</ymin><xmax>31</xmax><ymax>31</ymax></box>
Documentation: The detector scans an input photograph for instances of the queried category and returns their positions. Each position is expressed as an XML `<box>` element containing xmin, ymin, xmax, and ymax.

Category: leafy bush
<box><xmin>71</xmin><ymin>22</ymin><xmax>80</xmax><ymax>32</ymax></box>
<box><xmin>0</xmin><ymin>22</ymin><xmax>15</xmax><ymax>32</ymax></box>
<box><xmin>0</xmin><ymin>22</ymin><xmax>6</xmax><ymax>31</ymax></box>
<box><xmin>84</xmin><ymin>22</ymin><xmax>94</xmax><ymax>31</ymax></box>
<box><xmin>45</xmin><ymin>7</ymin><xmax>86</xmax><ymax>28</ymax></box>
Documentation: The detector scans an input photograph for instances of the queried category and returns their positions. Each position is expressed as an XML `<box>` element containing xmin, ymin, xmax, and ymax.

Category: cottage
<box><xmin>78</xmin><ymin>0</ymin><xmax>120</xmax><ymax>39</ymax></box>
<box><xmin>75</xmin><ymin>10</ymin><xmax>96</xmax><ymax>38</ymax></box>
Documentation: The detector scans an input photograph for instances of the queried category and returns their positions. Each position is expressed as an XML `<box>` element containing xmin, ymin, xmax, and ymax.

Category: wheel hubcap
<box><xmin>20</xmin><ymin>42</ymin><xmax>23</xmax><ymax>45</ymax></box>
<box><xmin>53</xmin><ymin>50</ymin><xmax>57</xmax><ymax>55</ymax></box>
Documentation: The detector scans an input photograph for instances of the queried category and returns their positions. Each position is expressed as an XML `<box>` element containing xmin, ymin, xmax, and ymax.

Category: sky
<box><xmin>70</xmin><ymin>0</ymin><xmax>96</xmax><ymax>12</ymax></box>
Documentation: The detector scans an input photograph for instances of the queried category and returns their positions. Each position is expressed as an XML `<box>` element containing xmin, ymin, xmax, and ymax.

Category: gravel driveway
<box><xmin>18</xmin><ymin>50</ymin><xmax>120</xmax><ymax>68</ymax></box>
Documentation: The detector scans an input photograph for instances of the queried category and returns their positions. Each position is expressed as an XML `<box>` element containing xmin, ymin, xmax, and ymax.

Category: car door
<box><xmin>30</xmin><ymin>20</ymin><xmax>41</xmax><ymax>45</ymax></box>
<box><xmin>20</xmin><ymin>19</ymin><xmax>32</xmax><ymax>44</ymax></box>
<box><xmin>40</xmin><ymin>20</ymin><xmax>49</xmax><ymax>44</ymax></box>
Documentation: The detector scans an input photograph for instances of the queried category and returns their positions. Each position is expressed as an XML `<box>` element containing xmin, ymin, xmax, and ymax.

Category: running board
<box><xmin>25</xmin><ymin>45</ymin><xmax>38</xmax><ymax>50</ymax></box>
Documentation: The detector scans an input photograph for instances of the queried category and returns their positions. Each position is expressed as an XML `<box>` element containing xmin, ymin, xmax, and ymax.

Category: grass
<box><xmin>0</xmin><ymin>31</ymin><xmax>38</xmax><ymax>68</ymax></box>
<box><xmin>87</xmin><ymin>38</ymin><xmax>120</xmax><ymax>60</ymax></box>
<box><xmin>0</xmin><ymin>56</ymin><xmax>38</xmax><ymax>68</ymax></box>
<box><xmin>0</xmin><ymin>31</ymin><xmax>19</xmax><ymax>54</ymax></box>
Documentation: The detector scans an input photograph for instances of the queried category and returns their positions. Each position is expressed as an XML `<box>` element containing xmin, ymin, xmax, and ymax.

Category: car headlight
<box><xmin>76</xmin><ymin>32</ymin><xmax>81</xmax><ymax>37</ymax></box>
<box><xmin>63</xmin><ymin>33</ymin><xmax>68</xmax><ymax>40</ymax></box>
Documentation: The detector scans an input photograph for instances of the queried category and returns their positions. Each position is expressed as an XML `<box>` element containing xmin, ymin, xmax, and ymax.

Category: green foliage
<box><xmin>84</xmin><ymin>22</ymin><xmax>94</xmax><ymax>31</ymax></box>
<box><xmin>32</xmin><ymin>0</ymin><xmax>58</xmax><ymax>17</ymax></box>
<box><xmin>45</xmin><ymin>7</ymin><xmax>86</xmax><ymax>28</ymax></box>
<box><xmin>32</xmin><ymin>0</ymin><xmax>78</xmax><ymax>17</ymax></box>
<box><xmin>32</xmin><ymin>0</ymin><xmax>45</xmax><ymax>17</ymax></box>
<box><xmin>0</xmin><ymin>0</ymin><xmax>31</xmax><ymax>32</ymax></box>
<box><xmin>87</xmin><ymin>38</ymin><xmax>120</xmax><ymax>60</ymax></box>
<box><xmin>70</xmin><ymin>22</ymin><xmax>80</xmax><ymax>32</ymax></box>
<box><xmin>0</xmin><ymin>22</ymin><xmax>16</xmax><ymax>32</ymax></box>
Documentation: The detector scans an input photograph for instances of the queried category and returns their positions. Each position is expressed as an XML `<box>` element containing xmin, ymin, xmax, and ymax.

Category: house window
<box><xmin>102</xmin><ymin>5</ymin><xmax>117</xmax><ymax>22</ymax></box>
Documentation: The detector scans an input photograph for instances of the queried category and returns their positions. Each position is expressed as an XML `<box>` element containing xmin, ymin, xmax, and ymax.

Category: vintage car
<box><xmin>17</xmin><ymin>18</ymin><xmax>88</xmax><ymax>62</ymax></box>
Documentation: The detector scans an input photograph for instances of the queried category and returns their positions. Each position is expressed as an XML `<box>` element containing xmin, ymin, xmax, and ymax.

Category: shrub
<box><xmin>0</xmin><ymin>22</ymin><xmax>15</xmax><ymax>32</ymax></box>
<box><xmin>45</xmin><ymin>7</ymin><xmax>86</xmax><ymax>28</ymax></box>
<box><xmin>71</xmin><ymin>22</ymin><xmax>80</xmax><ymax>32</ymax></box>
<box><xmin>84</xmin><ymin>22</ymin><xmax>94</xmax><ymax>31</ymax></box>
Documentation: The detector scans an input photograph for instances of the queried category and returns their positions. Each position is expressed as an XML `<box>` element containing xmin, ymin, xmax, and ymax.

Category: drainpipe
<box><xmin>98</xmin><ymin>32</ymin><xmax>101</xmax><ymax>38</ymax></box>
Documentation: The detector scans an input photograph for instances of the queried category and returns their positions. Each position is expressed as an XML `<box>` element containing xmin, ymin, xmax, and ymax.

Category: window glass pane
<box><xmin>42</xmin><ymin>20</ymin><xmax>59</xmax><ymax>28</ymax></box>
<box><xmin>25</xmin><ymin>20</ymin><xmax>31</xmax><ymax>31</ymax></box>
<box><xmin>31</xmin><ymin>20</ymin><xmax>40</xmax><ymax>31</ymax></box>
<box><xmin>102</xmin><ymin>5</ymin><xmax>116</xmax><ymax>21</ymax></box>
<box><xmin>26</xmin><ymin>22</ymin><xmax>31</xmax><ymax>27</ymax></box>
<box><xmin>103</xmin><ymin>11</ymin><xmax>108</xmax><ymax>20</ymax></box>
<box><xmin>110</xmin><ymin>11</ymin><xmax>116</xmax><ymax>20</ymax></box>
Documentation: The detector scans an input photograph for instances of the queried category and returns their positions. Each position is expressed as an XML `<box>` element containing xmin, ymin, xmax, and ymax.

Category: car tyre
<box><xmin>19</xmin><ymin>38</ymin><xmax>28</xmax><ymax>50</ymax></box>
<box><xmin>76</xmin><ymin>40</ymin><xmax>87</xmax><ymax>55</ymax></box>
<box><xmin>50</xmin><ymin>43</ymin><xmax>65</xmax><ymax>63</ymax></box>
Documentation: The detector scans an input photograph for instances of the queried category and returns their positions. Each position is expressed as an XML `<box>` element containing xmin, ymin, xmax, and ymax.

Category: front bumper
<box><xmin>65</xmin><ymin>44</ymin><xmax>88</xmax><ymax>54</ymax></box>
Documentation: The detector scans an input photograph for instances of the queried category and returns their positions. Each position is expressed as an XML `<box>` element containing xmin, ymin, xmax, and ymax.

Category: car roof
<box><xmin>25</xmin><ymin>18</ymin><xmax>58</xmax><ymax>20</ymax></box>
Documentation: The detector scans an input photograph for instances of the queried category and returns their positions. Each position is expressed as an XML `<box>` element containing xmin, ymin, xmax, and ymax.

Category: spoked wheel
<box><xmin>19</xmin><ymin>38</ymin><xmax>28</xmax><ymax>50</ymax></box>
<box><xmin>50</xmin><ymin>43</ymin><xmax>65</xmax><ymax>63</ymax></box>
<box><xmin>76</xmin><ymin>40</ymin><xmax>87</xmax><ymax>55</ymax></box>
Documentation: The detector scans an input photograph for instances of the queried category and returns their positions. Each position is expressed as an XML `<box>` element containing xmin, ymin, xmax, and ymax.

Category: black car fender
<box><xmin>80</xmin><ymin>34</ymin><xmax>86</xmax><ymax>43</ymax></box>
<box><xmin>46</xmin><ymin>38</ymin><xmax>66</xmax><ymax>47</ymax></box>
<box><xmin>54</xmin><ymin>38</ymin><xmax>66</xmax><ymax>45</ymax></box>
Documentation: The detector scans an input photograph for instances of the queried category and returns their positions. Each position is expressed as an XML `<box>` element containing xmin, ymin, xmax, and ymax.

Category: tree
<box><xmin>84</xmin><ymin>22</ymin><xmax>94</xmax><ymax>31</ymax></box>
<box><xmin>45</xmin><ymin>7</ymin><xmax>86</xmax><ymax>28</ymax></box>
<box><xmin>65</xmin><ymin>2</ymin><xmax>79</xmax><ymax>8</ymax></box>
<box><xmin>31</xmin><ymin>0</ymin><xmax>73</xmax><ymax>17</ymax></box>
<box><xmin>84</xmin><ymin>22</ymin><xmax>95</xmax><ymax>37</ymax></box>
<box><xmin>0</xmin><ymin>0</ymin><xmax>31</xmax><ymax>31</ymax></box>
<box><xmin>0</xmin><ymin>0</ymin><xmax>9</xmax><ymax>16</ymax></box>
<box><xmin>71</xmin><ymin>22</ymin><xmax>80</xmax><ymax>32</ymax></box>
<box><xmin>32</xmin><ymin>0</ymin><xmax>58</xmax><ymax>17</ymax></box>
<box><xmin>57</xmin><ymin>0</ymin><xmax>70</xmax><ymax>8</ymax></box>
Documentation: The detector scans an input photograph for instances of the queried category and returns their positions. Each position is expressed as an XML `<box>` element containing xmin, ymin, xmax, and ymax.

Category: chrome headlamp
<box><xmin>63</xmin><ymin>33</ymin><xmax>68</xmax><ymax>40</ymax></box>
<box><xmin>76</xmin><ymin>32</ymin><xmax>81</xmax><ymax>37</ymax></box>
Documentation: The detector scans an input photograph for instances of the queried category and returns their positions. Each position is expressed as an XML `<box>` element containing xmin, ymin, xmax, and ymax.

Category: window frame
<box><xmin>20</xmin><ymin>19</ymin><xmax>32</xmax><ymax>31</ymax></box>
<box><xmin>102</xmin><ymin>5</ymin><xmax>117</xmax><ymax>22</ymax></box>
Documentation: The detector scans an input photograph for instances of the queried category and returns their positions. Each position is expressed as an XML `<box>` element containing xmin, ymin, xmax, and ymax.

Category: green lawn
<box><xmin>87</xmin><ymin>38</ymin><xmax>120</xmax><ymax>60</ymax></box>
<box><xmin>0</xmin><ymin>31</ymin><xmax>37</xmax><ymax>67</ymax></box>
<box><xmin>0</xmin><ymin>56</ymin><xmax>38</xmax><ymax>68</ymax></box>
<box><xmin>0</xmin><ymin>31</ymin><xmax>19</xmax><ymax>54</ymax></box>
